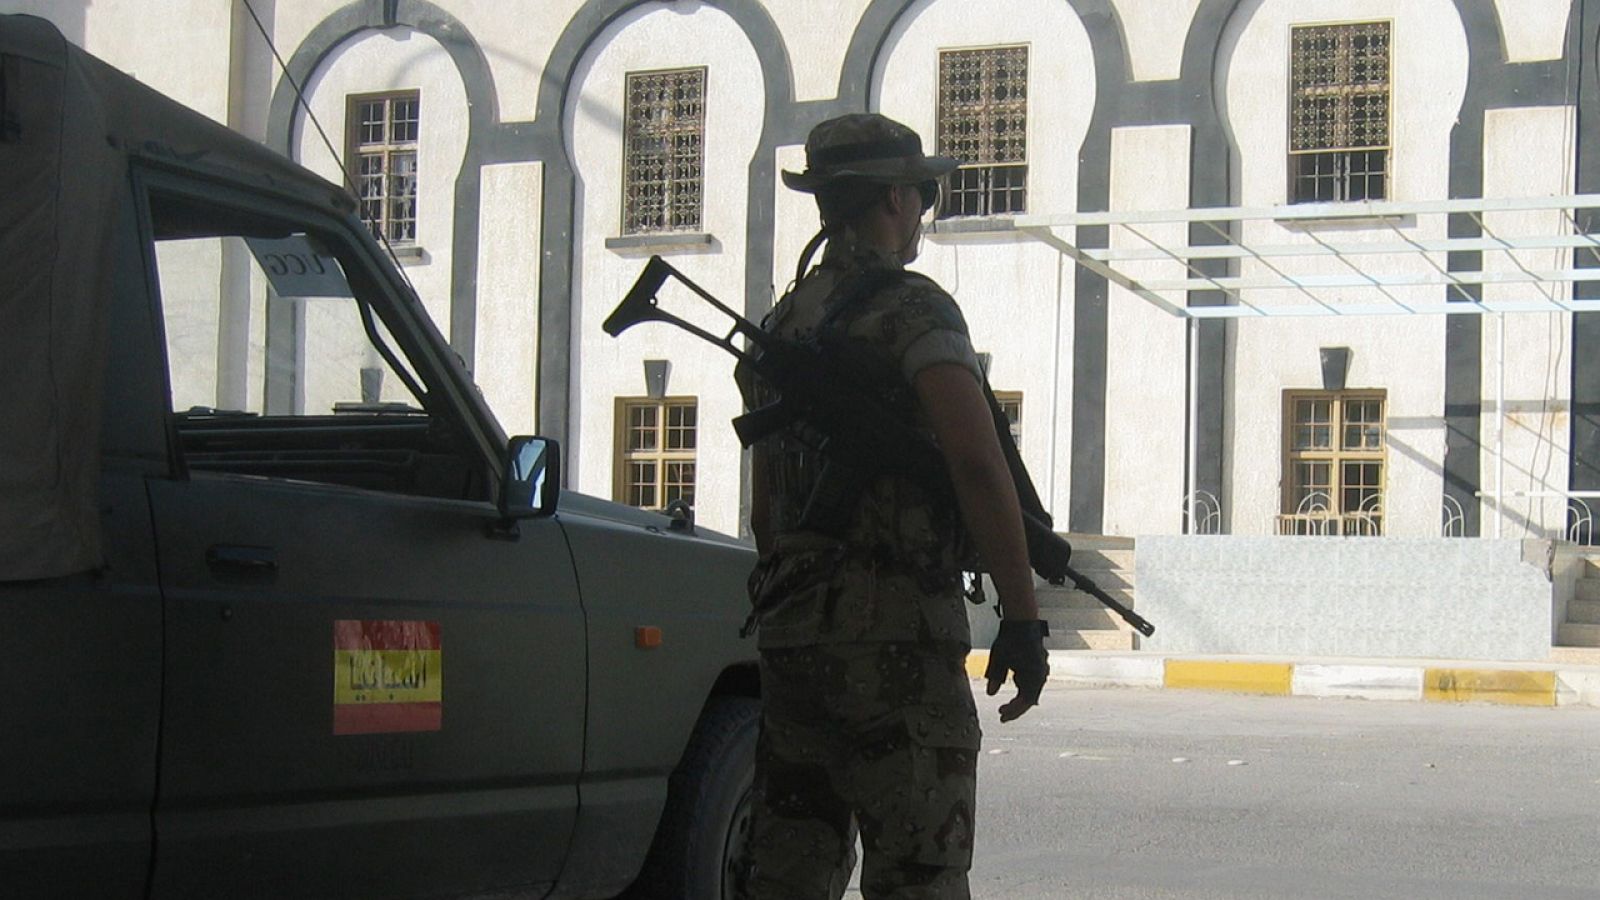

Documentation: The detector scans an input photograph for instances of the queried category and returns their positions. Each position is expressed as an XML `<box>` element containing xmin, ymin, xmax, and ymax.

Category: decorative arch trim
<box><xmin>264</xmin><ymin>0</ymin><xmax>500</xmax><ymax>369</ymax></box>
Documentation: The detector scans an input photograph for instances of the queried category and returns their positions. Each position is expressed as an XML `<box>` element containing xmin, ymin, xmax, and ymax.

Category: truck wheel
<box><xmin>624</xmin><ymin>695</ymin><xmax>758</xmax><ymax>900</ymax></box>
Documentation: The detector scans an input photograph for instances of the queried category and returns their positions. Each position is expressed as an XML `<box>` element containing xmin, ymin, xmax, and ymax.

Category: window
<box><xmin>937</xmin><ymin>45</ymin><xmax>1028</xmax><ymax>218</ymax></box>
<box><xmin>994</xmin><ymin>391</ymin><xmax>1022</xmax><ymax>448</ymax></box>
<box><xmin>623</xmin><ymin>68</ymin><xmax>705</xmax><ymax>234</ymax></box>
<box><xmin>146</xmin><ymin>185</ymin><xmax>486</xmax><ymax>502</ymax></box>
<box><xmin>348</xmin><ymin>92</ymin><xmax>419</xmax><ymax>243</ymax></box>
<box><xmin>1279</xmin><ymin>391</ymin><xmax>1386</xmax><ymax>535</ymax></box>
<box><xmin>616</xmin><ymin>398</ymin><xmax>697</xmax><ymax>510</ymax></box>
<box><xmin>1289</xmin><ymin>22</ymin><xmax>1391</xmax><ymax>203</ymax></box>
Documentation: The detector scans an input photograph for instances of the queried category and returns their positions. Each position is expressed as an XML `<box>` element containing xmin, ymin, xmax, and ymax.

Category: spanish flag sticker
<box><xmin>333</xmin><ymin>619</ymin><xmax>442</xmax><ymax>735</ymax></box>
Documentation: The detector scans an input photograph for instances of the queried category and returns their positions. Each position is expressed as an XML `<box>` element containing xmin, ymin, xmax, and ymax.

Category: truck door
<box><xmin>136</xmin><ymin>176</ymin><xmax>586</xmax><ymax>898</ymax></box>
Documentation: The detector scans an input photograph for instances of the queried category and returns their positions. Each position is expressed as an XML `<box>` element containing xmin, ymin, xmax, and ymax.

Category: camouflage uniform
<box><xmin>739</xmin><ymin>240</ymin><xmax>984</xmax><ymax>900</ymax></box>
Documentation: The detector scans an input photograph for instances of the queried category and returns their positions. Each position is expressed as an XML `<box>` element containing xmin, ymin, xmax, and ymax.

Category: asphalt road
<box><xmin>855</xmin><ymin>684</ymin><xmax>1600</xmax><ymax>899</ymax></box>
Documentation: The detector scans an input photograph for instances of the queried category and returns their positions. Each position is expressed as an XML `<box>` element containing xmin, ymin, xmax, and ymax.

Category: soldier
<box><xmin>738</xmin><ymin>113</ymin><xmax>1049</xmax><ymax>899</ymax></box>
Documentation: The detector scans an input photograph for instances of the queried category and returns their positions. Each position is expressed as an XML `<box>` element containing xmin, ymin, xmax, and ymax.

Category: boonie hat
<box><xmin>782</xmin><ymin>113</ymin><xmax>959</xmax><ymax>193</ymax></box>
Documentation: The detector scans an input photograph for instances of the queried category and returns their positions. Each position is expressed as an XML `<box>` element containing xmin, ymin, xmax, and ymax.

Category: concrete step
<box><xmin>1044</xmin><ymin>629</ymin><xmax>1136</xmax><ymax>651</ymax></box>
<box><xmin>1038</xmin><ymin>586</ymin><xmax>1136</xmax><ymax>609</ymax></box>
<box><xmin>1556</xmin><ymin>622</ymin><xmax>1600</xmax><ymax>647</ymax></box>
<box><xmin>1038</xmin><ymin>569</ymin><xmax>1136</xmax><ymax>589</ymax></box>
<box><xmin>1043</xmin><ymin>573</ymin><xmax>1132</xmax><ymax>595</ymax></box>
<box><xmin>1044</xmin><ymin>608</ymin><xmax>1130</xmax><ymax>631</ymax></box>
<box><xmin>1058</xmin><ymin>532</ymin><xmax>1135</xmax><ymax>551</ymax></box>
<box><xmin>1038</xmin><ymin>592</ymin><xmax>1138</xmax><ymax>615</ymax></box>
<box><xmin>1036</xmin><ymin>576</ymin><xmax>1139</xmax><ymax>598</ymax></box>
<box><xmin>1568</xmin><ymin>598</ymin><xmax>1600</xmax><ymax>625</ymax></box>
<box><xmin>1576</xmin><ymin>579</ymin><xmax>1600</xmax><ymax>603</ymax></box>
<box><xmin>1058</xmin><ymin>548</ymin><xmax>1133</xmax><ymax>572</ymax></box>
<box><xmin>1550</xmin><ymin>645</ymin><xmax>1600</xmax><ymax>664</ymax></box>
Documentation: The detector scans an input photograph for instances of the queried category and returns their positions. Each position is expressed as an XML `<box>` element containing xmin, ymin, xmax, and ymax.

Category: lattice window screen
<box><xmin>1289</xmin><ymin>22</ymin><xmax>1391</xmax><ymax>203</ymax></box>
<box><xmin>937</xmin><ymin>46</ymin><xmax>1028</xmax><ymax>218</ymax></box>
<box><xmin>1280</xmin><ymin>391</ymin><xmax>1387</xmax><ymax>536</ymax></box>
<box><xmin>624</xmin><ymin>68</ymin><xmax>705</xmax><ymax>234</ymax></box>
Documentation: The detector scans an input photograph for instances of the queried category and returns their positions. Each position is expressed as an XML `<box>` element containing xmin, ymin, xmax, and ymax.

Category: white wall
<box><xmin>477</xmin><ymin>161</ymin><xmax>545</xmax><ymax>437</ymax></box>
<box><xmin>86</xmin><ymin>0</ymin><xmax>233</xmax><ymax>123</ymax></box>
<box><xmin>1495</xmin><ymin>0</ymin><xmax>1571</xmax><ymax>63</ymax></box>
<box><xmin>568</xmin><ymin>2</ymin><xmax>764</xmax><ymax>535</ymax></box>
<box><xmin>875</xmin><ymin>0</ymin><xmax>1098</xmax><ymax>524</ymax></box>
<box><xmin>1220</xmin><ymin>0</ymin><xmax>1468</xmax><ymax>537</ymax></box>
<box><xmin>1481</xmin><ymin>105</ymin><xmax>1578</xmax><ymax>540</ymax></box>
<box><xmin>1113</xmin><ymin>0</ymin><xmax>1202</xmax><ymax>82</ymax></box>
<box><xmin>1103</xmin><ymin>125</ymin><xmax>1192</xmax><ymax>536</ymax></box>
<box><xmin>452</xmin><ymin>0</ymin><xmax>587</xmax><ymax>122</ymax></box>
<box><xmin>1138</xmin><ymin>536</ymin><xmax>1557</xmax><ymax>660</ymax></box>
<box><xmin>766</xmin><ymin>0</ymin><xmax>873</xmax><ymax>102</ymax></box>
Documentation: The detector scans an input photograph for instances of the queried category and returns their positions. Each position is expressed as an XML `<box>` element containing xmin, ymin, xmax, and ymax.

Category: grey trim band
<box><xmin>1571</xmin><ymin>0</ymin><xmax>1600</xmax><ymax>509</ymax></box>
<box><xmin>1180</xmin><ymin>0</ymin><xmax>1245</xmax><ymax>533</ymax></box>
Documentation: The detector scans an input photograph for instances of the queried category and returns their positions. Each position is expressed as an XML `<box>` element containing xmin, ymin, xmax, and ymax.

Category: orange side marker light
<box><xmin>635</xmin><ymin>626</ymin><xmax>663</xmax><ymax>649</ymax></box>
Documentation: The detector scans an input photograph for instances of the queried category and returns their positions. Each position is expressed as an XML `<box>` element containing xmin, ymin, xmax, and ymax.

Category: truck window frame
<box><xmin>130</xmin><ymin>162</ymin><xmax>509</xmax><ymax>503</ymax></box>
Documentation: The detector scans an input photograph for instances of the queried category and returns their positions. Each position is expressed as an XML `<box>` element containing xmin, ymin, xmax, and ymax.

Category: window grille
<box><xmin>1289</xmin><ymin>22</ymin><xmax>1391</xmax><ymax>203</ymax></box>
<box><xmin>617</xmin><ymin>398</ymin><xmax>697</xmax><ymax>510</ymax></box>
<box><xmin>623</xmin><ymin>68</ymin><xmax>706</xmax><ymax>234</ymax></box>
<box><xmin>994</xmin><ymin>391</ymin><xmax>1022</xmax><ymax>448</ymax></box>
<box><xmin>348</xmin><ymin>92</ymin><xmax>419</xmax><ymax>243</ymax></box>
<box><xmin>1279</xmin><ymin>391</ymin><xmax>1386</xmax><ymax>535</ymax></box>
<box><xmin>937</xmin><ymin>46</ymin><xmax>1028</xmax><ymax>218</ymax></box>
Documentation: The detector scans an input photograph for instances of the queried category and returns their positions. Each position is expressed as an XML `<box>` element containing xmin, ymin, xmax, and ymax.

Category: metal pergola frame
<box><xmin>935</xmin><ymin>193</ymin><xmax>1600</xmax><ymax>319</ymax></box>
<box><xmin>937</xmin><ymin>193</ymin><xmax>1600</xmax><ymax>538</ymax></box>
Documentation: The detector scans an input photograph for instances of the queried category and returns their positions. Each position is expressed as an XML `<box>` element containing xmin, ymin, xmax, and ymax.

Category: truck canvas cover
<box><xmin>0</xmin><ymin>15</ymin><xmax>342</xmax><ymax>579</ymax></box>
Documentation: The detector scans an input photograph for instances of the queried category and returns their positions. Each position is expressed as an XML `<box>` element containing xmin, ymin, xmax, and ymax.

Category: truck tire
<box><xmin>624</xmin><ymin>695</ymin><xmax>759</xmax><ymax>900</ymax></box>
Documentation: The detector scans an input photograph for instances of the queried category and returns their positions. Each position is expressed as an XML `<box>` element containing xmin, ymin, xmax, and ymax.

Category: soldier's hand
<box><xmin>984</xmin><ymin>619</ymin><xmax>1049</xmax><ymax>722</ymax></box>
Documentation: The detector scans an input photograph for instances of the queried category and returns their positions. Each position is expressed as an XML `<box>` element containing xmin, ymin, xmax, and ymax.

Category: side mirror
<box><xmin>499</xmin><ymin>436</ymin><xmax>560</xmax><ymax>519</ymax></box>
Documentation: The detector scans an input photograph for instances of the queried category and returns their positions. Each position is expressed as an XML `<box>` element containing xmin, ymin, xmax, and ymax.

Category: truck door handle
<box><xmin>206</xmin><ymin>544</ymin><xmax>277</xmax><ymax>572</ymax></box>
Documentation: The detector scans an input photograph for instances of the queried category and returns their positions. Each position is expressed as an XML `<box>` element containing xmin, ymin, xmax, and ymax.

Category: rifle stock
<box><xmin>604</xmin><ymin>256</ymin><xmax>1155</xmax><ymax>638</ymax></box>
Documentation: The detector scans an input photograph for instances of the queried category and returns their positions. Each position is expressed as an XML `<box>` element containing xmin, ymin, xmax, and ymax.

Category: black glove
<box><xmin>984</xmin><ymin>619</ymin><xmax>1050</xmax><ymax>722</ymax></box>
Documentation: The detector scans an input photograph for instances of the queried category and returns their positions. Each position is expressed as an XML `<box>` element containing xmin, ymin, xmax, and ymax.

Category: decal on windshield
<box><xmin>245</xmin><ymin>235</ymin><xmax>353</xmax><ymax>298</ymax></box>
<box><xmin>333</xmin><ymin>619</ymin><xmax>442</xmax><ymax>735</ymax></box>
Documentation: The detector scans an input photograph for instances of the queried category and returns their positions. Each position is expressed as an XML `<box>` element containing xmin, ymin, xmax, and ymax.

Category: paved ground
<box><xmin>850</xmin><ymin>684</ymin><xmax>1600</xmax><ymax>899</ymax></box>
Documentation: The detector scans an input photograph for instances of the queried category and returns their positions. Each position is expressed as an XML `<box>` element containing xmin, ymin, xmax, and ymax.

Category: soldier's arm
<box><xmin>914</xmin><ymin>362</ymin><xmax>1038</xmax><ymax>622</ymax></box>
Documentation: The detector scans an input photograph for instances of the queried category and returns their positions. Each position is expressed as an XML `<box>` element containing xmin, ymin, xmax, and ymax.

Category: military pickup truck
<box><xmin>0</xmin><ymin>15</ymin><xmax>759</xmax><ymax>899</ymax></box>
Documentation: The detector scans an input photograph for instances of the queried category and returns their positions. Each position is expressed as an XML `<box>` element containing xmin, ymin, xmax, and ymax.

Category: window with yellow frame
<box><xmin>347</xmin><ymin>91</ymin><xmax>420</xmax><ymax>243</ymax></box>
<box><xmin>1280</xmin><ymin>390</ymin><xmax>1386</xmax><ymax>535</ymax></box>
<box><xmin>615</xmin><ymin>398</ymin><xmax>697</xmax><ymax>510</ymax></box>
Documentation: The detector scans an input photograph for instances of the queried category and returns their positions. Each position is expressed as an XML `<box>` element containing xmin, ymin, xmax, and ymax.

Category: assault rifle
<box><xmin>603</xmin><ymin>256</ymin><xmax>1154</xmax><ymax>638</ymax></box>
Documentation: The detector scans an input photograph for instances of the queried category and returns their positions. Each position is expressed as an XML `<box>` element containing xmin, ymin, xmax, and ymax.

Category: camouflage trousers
<box><xmin>744</xmin><ymin>641</ymin><xmax>980</xmax><ymax>900</ymax></box>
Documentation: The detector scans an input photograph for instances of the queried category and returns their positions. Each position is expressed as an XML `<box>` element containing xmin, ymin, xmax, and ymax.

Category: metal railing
<box><xmin>1275</xmin><ymin>491</ymin><xmax>1382</xmax><ymax>536</ymax></box>
<box><xmin>1183</xmin><ymin>490</ymin><xmax>1223</xmax><ymax>535</ymax></box>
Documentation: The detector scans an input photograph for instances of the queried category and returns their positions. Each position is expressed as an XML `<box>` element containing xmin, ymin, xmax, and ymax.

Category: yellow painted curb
<box><xmin>965</xmin><ymin>651</ymin><xmax>990</xmax><ymax>679</ymax></box>
<box><xmin>1164</xmin><ymin>660</ymin><xmax>1293</xmax><ymax>695</ymax></box>
<box><xmin>1423</xmin><ymin>668</ymin><xmax>1556</xmax><ymax>706</ymax></box>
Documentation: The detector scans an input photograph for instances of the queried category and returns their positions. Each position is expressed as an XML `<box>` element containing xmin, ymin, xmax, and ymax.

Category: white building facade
<box><xmin>13</xmin><ymin>0</ymin><xmax>1599</xmax><ymax>550</ymax></box>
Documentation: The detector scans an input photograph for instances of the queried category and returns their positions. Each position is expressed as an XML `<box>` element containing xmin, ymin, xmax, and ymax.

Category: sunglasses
<box><xmin>915</xmin><ymin>179</ymin><xmax>940</xmax><ymax>214</ymax></box>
